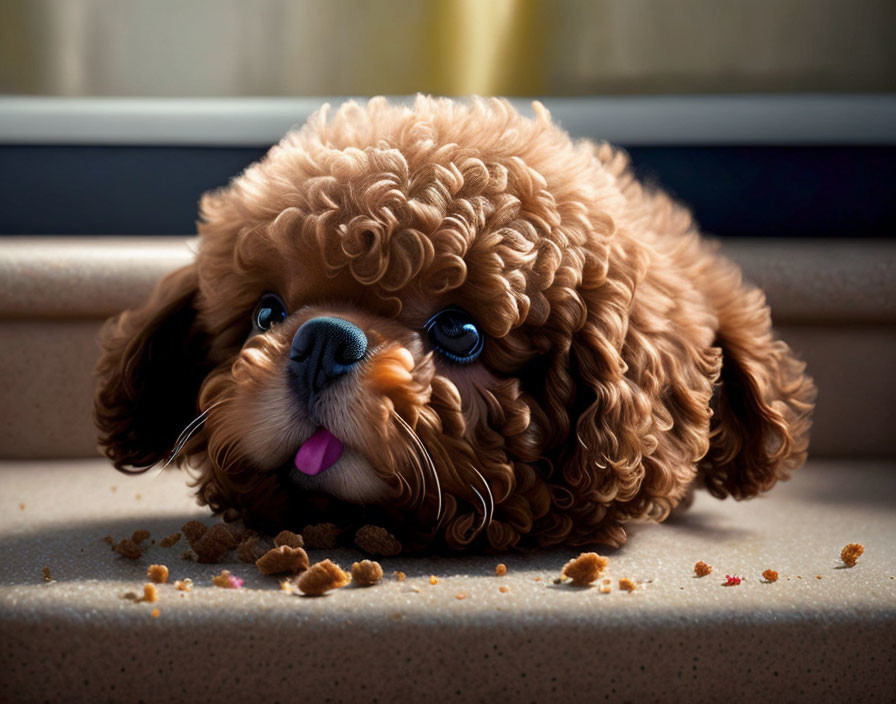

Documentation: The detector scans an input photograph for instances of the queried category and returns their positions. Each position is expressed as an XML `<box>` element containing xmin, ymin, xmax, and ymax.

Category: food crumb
<box><xmin>113</xmin><ymin>539</ymin><xmax>144</xmax><ymax>560</ymax></box>
<box><xmin>174</xmin><ymin>578</ymin><xmax>193</xmax><ymax>592</ymax></box>
<box><xmin>841</xmin><ymin>543</ymin><xmax>864</xmax><ymax>568</ymax></box>
<box><xmin>429</xmin><ymin>575</ymin><xmax>439</xmax><ymax>585</ymax></box>
<box><xmin>191</xmin><ymin>523</ymin><xmax>239</xmax><ymax>563</ymax></box>
<box><xmin>159</xmin><ymin>532</ymin><xmax>181</xmax><ymax>548</ymax></box>
<box><xmin>211</xmin><ymin>570</ymin><xmax>243</xmax><ymax>589</ymax></box>
<box><xmin>389</xmin><ymin>612</ymin><xmax>404</xmax><ymax>621</ymax></box>
<box><xmin>237</xmin><ymin>536</ymin><xmax>268</xmax><ymax>563</ymax></box>
<box><xmin>151</xmin><ymin>608</ymin><xmax>160</xmax><ymax>618</ymax></box>
<box><xmin>762</xmin><ymin>569</ymin><xmax>779</xmax><ymax>583</ymax></box>
<box><xmin>181</xmin><ymin>520</ymin><xmax>207</xmax><ymax>544</ymax></box>
<box><xmin>454</xmin><ymin>593</ymin><xmax>467</xmax><ymax>600</ymax></box>
<box><xmin>561</xmin><ymin>552</ymin><xmax>610</xmax><ymax>587</ymax></box>
<box><xmin>131</xmin><ymin>530</ymin><xmax>150</xmax><ymax>544</ymax></box>
<box><xmin>533</xmin><ymin>576</ymin><xmax>542</xmax><ymax>582</ymax></box>
<box><xmin>619</xmin><ymin>578</ymin><xmax>637</xmax><ymax>592</ymax></box>
<box><xmin>141</xmin><ymin>583</ymin><xmax>158</xmax><ymax>603</ymax></box>
<box><xmin>279</xmin><ymin>580</ymin><xmax>295</xmax><ymax>594</ymax></box>
<box><xmin>495</xmin><ymin>563</ymin><xmax>507</xmax><ymax>576</ymax></box>
<box><xmin>135</xmin><ymin>493</ymin><xmax>142</xmax><ymax>500</ymax></box>
<box><xmin>724</xmin><ymin>574</ymin><xmax>742</xmax><ymax>586</ymax></box>
<box><xmin>394</xmin><ymin>571</ymin><xmax>407</xmax><ymax>582</ymax></box>
<box><xmin>146</xmin><ymin>564</ymin><xmax>169</xmax><ymax>584</ymax></box>
<box><xmin>694</xmin><ymin>561</ymin><xmax>712</xmax><ymax>577</ymax></box>
<box><xmin>351</xmin><ymin>560</ymin><xmax>384</xmax><ymax>587</ymax></box>
<box><xmin>110</xmin><ymin>485</ymin><xmax>117</xmax><ymax>492</ymax></box>
<box><xmin>599</xmin><ymin>582</ymin><xmax>612</xmax><ymax>594</ymax></box>
<box><xmin>499</xmin><ymin>585</ymin><xmax>509</xmax><ymax>593</ymax></box>
<box><xmin>273</xmin><ymin>530</ymin><xmax>304</xmax><ymax>549</ymax></box>
<box><xmin>296</xmin><ymin>559</ymin><xmax>350</xmax><ymax>596</ymax></box>
<box><xmin>42</xmin><ymin>566</ymin><xmax>52</xmax><ymax>582</ymax></box>
<box><xmin>103</xmin><ymin>535</ymin><xmax>113</xmax><ymax>545</ymax></box>
<box><xmin>300</xmin><ymin>523</ymin><xmax>340</xmax><ymax>549</ymax></box>
<box><xmin>19</xmin><ymin>503</ymin><xmax>25</xmax><ymax>511</ymax></box>
<box><xmin>353</xmin><ymin>525</ymin><xmax>402</xmax><ymax>556</ymax></box>
<box><xmin>816</xmin><ymin>575</ymin><xmax>823</xmax><ymax>580</ymax></box>
<box><xmin>255</xmin><ymin>545</ymin><xmax>310</xmax><ymax>575</ymax></box>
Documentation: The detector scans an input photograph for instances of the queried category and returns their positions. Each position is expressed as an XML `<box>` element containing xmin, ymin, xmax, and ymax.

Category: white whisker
<box><xmin>390</xmin><ymin>410</ymin><xmax>442</xmax><ymax>523</ymax></box>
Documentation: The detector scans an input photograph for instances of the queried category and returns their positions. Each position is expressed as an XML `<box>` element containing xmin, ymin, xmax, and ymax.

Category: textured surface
<box><xmin>1</xmin><ymin>458</ymin><xmax>894</xmax><ymax>702</ymax></box>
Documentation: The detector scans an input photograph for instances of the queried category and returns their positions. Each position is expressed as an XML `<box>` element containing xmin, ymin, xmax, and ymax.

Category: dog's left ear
<box><xmin>555</xmin><ymin>248</ymin><xmax>722</xmax><ymax>545</ymax></box>
<box><xmin>95</xmin><ymin>264</ymin><xmax>211</xmax><ymax>471</ymax></box>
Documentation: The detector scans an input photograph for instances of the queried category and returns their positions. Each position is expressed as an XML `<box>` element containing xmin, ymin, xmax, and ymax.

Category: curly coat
<box><xmin>95</xmin><ymin>97</ymin><xmax>815</xmax><ymax>551</ymax></box>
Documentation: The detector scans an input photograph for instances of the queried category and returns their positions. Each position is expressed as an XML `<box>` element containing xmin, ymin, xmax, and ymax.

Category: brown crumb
<box><xmin>429</xmin><ymin>575</ymin><xmax>439</xmax><ymax>585</ymax></box>
<box><xmin>103</xmin><ymin>535</ymin><xmax>114</xmax><ymax>545</ymax></box>
<box><xmin>599</xmin><ymin>582</ymin><xmax>612</xmax><ymax>594</ymax></box>
<box><xmin>351</xmin><ymin>560</ymin><xmax>384</xmax><ymax>587</ymax></box>
<box><xmin>296</xmin><ymin>559</ymin><xmax>350</xmax><ymax>596</ymax></box>
<box><xmin>816</xmin><ymin>575</ymin><xmax>823</xmax><ymax>580</ymax></box>
<box><xmin>159</xmin><ymin>532</ymin><xmax>181</xmax><ymax>548</ymax></box>
<box><xmin>279</xmin><ymin>580</ymin><xmax>295</xmax><ymax>594</ymax></box>
<box><xmin>131</xmin><ymin>530</ymin><xmax>150</xmax><ymax>544</ymax></box>
<box><xmin>454</xmin><ymin>593</ymin><xmax>467</xmax><ymax>600</ymax></box>
<box><xmin>181</xmin><ymin>520</ymin><xmax>207</xmax><ymax>544</ymax></box>
<box><xmin>394</xmin><ymin>571</ymin><xmax>407</xmax><ymax>581</ymax></box>
<box><xmin>561</xmin><ymin>552</ymin><xmax>610</xmax><ymax>587</ymax></box>
<box><xmin>762</xmin><ymin>569</ymin><xmax>779</xmax><ymax>583</ymax></box>
<box><xmin>141</xmin><ymin>583</ymin><xmax>158</xmax><ymax>603</ymax></box>
<box><xmin>211</xmin><ymin>570</ymin><xmax>242</xmax><ymax>589</ymax></box>
<box><xmin>146</xmin><ymin>564</ymin><xmax>169</xmax><ymax>584</ymax></box>
<box><xmin>135</xmin><ymin>493</ymin><xmax>142</xmax><ymax>500</ymax></box>
<box><xmin>256</xmin><ymin>545</ymin><xmax>310</xmax><ymax>575</ymax></box>
<box><xmin>110</xmin><ymin>485</ymin><xmax>117</xmax><ymax>492</ymax></box>
<box><xmin>191</xmin><ymin>523</ymin><xmax>238</xmax><ymax>563</ymax></box>
<box><xmin>841</xmin><ymin>543</ymin><xmax>864</xmax><ymax>568</ymax></box>
<box><xmin>151</xmin><ymin>608</ymin><xmax>160</xmax><ymax>618</ymax></box>
<box><xmin>499</xmin><ymin>585</ymin><xmax>509</xmax><ymax>593</ymax></box>
<box><xmin>353</xmin><ymin>525</ymin><xmax>402</xmax><ymax>556</ymax></box>
<box><xmin>619</xmin><ymin>578</ymin><xmax>637</xmax><ymax>592</ymax></box>
<box><xmin>389</xmin><ymin>612</ymin><xmax>404</xmax><ymax>621</ymax></box>
<box><xmin>19</xmin><ymin>503</ymin><xmax>25</xmax><ymax>511</ymax></box>
<box><xmin>174</xmin><ymin>578</ymin><xmax>193</xmax><ymax>592</ymax></box>
<box><xmin>694</xmin><ymin>561</ymin><xmax>712</xmax><ymax>577</ymax></box>
<box><xmin>237</xmin><ymin>536</ymin><xmax>270</xmax><ymax>563</ymax></box>
<box><xmin>533</xmin><ymin>576</ymin><xmax>542</xmax><ymax>582</ymax></box>
<box><xmin>42</xmin><ymin>566</ymin><xmax>52</xmax><ymax>582</ymax></box>
<box><xmin>495</xmin><ymin>563</ymin><xmax>507</xmax><ymax>576</ymax></box>
<box><xmin>273</xmin><ymin>530</ymin><xmax>304</xmax><ymax>549</ymax></box>
<box><xmin>300</xmin><ymin>523</ymin><xmax>340</xmax><ymax>549</ymax></box>
<box><xmin>113</xmin><ymin>539</ymin><xmax>144</xmax><ymax>560</ymax></box>
<box><xmin>122</xmin><ymin>591</ymin><xmax>139</xmax><ymax>602</ymax></box>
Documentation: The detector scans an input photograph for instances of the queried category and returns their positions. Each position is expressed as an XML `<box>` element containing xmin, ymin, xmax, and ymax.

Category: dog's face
<box><xmin>95</xmin><ymin>97</ymin><xmax>814</xmax><ymax>551</ymax></box>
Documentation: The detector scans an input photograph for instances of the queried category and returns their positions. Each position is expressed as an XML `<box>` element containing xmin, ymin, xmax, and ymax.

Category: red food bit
<box><xmin>725</xmin><ymin>574</ymin><xmax>742</xmax><ymax>586</ymax></box>
<box><xmin>228</xmin><ymin>574</ymin><xmax>244</xmax><ymax>589</ymax></box>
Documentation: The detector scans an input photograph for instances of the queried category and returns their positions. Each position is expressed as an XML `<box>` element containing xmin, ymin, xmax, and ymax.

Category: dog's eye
<box><xmin>252</xmin><ymin>294</ymin><xmax>288</xmax><ymax>332</ymax></box>
<box><xmin>424</xmin><ymin>307</ymin><xmax>483</xmax><ymax>364</ymax></box>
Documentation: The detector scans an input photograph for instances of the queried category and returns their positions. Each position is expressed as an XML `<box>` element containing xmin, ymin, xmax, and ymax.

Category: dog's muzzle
<box><xmin>288</xmin><ymin>316</ymin><xmax>368</xmax><ymax>406</ymax></box>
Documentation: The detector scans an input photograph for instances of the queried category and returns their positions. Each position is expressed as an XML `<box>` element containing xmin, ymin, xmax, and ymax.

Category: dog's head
<box><xmin>95</xmin><ymin>97</ymin><xmax>813</xmax><ymax>551</ymax></box>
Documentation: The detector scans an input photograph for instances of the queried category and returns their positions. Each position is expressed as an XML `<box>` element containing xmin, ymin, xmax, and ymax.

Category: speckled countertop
<box><xmin>1</xmin><ymin>459</ymin><xmax>894</xmax><ymax>703</ymax></box>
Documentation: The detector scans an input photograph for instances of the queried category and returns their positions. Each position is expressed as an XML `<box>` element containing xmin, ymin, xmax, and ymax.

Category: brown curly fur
<box><xmin>95</xmin><ymin>96</ymin><xmax>815</xmax><ymax>552</ymax></box>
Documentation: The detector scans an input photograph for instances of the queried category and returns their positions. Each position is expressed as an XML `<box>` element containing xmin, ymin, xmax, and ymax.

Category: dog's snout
<box><xmin>289</xmin><ymin>317</ymin><xmax>368</xmax><ymax>399</ymax></box>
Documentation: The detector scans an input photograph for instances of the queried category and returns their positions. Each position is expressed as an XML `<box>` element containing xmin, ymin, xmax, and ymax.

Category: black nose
<box><xmin>288</xmin><ymin>317</ymin><xmax>368</xmax><ymax>401</ymax></box>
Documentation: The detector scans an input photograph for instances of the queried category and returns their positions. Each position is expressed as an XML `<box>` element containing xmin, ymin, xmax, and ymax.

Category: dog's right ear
<box><xmin>95</xmin><ymin>264</ymin><xmax>211</xmax><ymax>471</ymax></box>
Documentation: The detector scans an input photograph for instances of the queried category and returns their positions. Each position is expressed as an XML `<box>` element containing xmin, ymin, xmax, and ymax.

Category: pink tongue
<box><xmin>294</xmin><ymin>427</ymin><xmax>344</xmax><ymax>476</ymax></box>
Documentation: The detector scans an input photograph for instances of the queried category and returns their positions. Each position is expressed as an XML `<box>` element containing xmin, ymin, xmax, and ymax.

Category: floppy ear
<box><xmin>558</xmin><ymin>243</ymin><xmax>722</xmax><ymax>547</ymax></box>
<box><xmin>94</xmin><ymin>264</ymin><xmax>211</xmax><ymax>471</ymax></box>
<box><xmin>697</xmin><ymin>259</ymin><xmax>816</xmax><ymax>498</ymax></box>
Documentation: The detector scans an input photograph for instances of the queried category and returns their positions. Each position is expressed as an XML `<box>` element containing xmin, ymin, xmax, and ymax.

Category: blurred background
<box><xmin>0</xmin><ymin>0</ymin><xmax>894</xmax><ymax>238</ymax></box>
<box><xmin>2</xmin><ymin>0</ymin><xmax>895</xmax><ymax>96</ymax></box>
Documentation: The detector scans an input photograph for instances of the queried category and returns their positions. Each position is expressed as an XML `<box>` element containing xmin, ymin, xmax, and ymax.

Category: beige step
<box><xmin>1</xmin><ymin>457</ymin><xmax>893</xmax><ymax>702</ymax></box>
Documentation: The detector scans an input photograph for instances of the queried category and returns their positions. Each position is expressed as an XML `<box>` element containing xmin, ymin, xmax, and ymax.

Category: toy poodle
<box><xmin>95</xmin><ymin>96</ymin><xmax>815</xmax><ymax>551</ymax></box>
